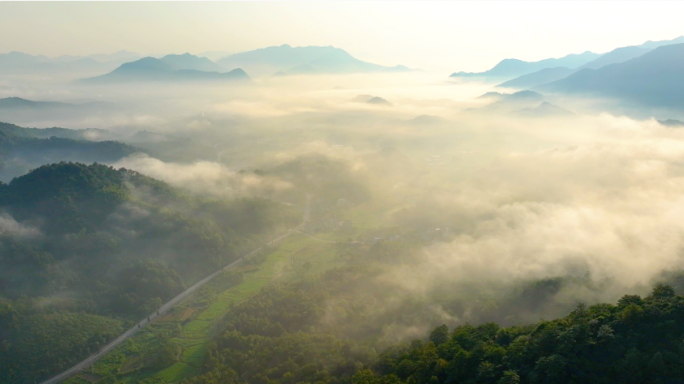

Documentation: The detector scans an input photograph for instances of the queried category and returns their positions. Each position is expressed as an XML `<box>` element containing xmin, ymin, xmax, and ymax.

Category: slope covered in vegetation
<box><xmin>0</xmin><ymin>162</ymin><xmax>300</xmax><ymax>383</ymax></box>
<box><xmin>360</xmin><ymin>284</ymin><xmax>684</xmax><ymax>384</ymax></box>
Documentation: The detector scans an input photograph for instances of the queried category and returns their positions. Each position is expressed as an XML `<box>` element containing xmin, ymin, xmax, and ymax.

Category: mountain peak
<box><xmin>538</xmin><ymin>42</ymin><xmax>684</xmax><ymax>107</ymax></box>
<box><xmin>218</xmin><ymin>45</ymin><xmax>409</xmax><ymax>77</ymax></box>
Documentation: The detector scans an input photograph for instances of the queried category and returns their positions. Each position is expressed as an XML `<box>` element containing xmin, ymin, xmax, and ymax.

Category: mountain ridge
<box><xmin>218</xmin><ymin>44</ymin><xmax>410</xmax><ymax>77</ymax></box>
<box><xmin>537</xmin><ymin>43</ymin><xmax>684</xmax><ymax>107</ymax></box>
<box><xmin>494</xmin><ymin>36</ymin><xmax>684</xmax><ymax>90</ymax></box>
<box><xmin>80</xmin><ymin>56</ymin><xmax>250</xmax><ymax>83</ymax></box>
<box><xmin>454</xmin><ymin>35</ymin><xmax>684</xmax><ymax>82</ymax></box>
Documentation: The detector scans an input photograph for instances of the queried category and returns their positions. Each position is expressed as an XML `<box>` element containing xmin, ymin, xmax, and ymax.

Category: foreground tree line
<box><xmin>182</xmin><ymin>253</ymin><xmax>684</xmax><ymax>384</ymax></box>
<box><xmin>361</xmin><ymin>284</ymin><xmax>684</xmax><ymax>384</ymax></box>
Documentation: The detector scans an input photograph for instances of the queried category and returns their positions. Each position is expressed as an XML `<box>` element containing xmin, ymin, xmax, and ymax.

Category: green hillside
<box><xmin>0</xmin><ymin>162</ymin><xmax>300</xmax><ymax>383</ymax></box>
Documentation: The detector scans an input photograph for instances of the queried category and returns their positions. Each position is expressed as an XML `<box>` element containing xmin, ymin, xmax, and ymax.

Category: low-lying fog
<box><xmin>4</xmin><ymin>71</ymin><xmax>684</xmax><ymax>328</ymax></box>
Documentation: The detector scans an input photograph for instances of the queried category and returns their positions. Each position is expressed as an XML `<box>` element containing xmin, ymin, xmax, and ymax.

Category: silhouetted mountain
<box><xmin>48</xmin><ymin>50</ymin><xmax>141</xmax><ymax>64</ymax></box>
<box><xmin>538</xmin><ymin>43</ymin><xmax>684</xmax><ymax>108</ymax></box>
<box><xmin>450</xmin><ymin>51</ymin><xmax>599</xmax><ymax>80</ymax></box>
<box><xmin>0</xmin><ymin>121</ymin><xmax>128</xmax><ymax>148</ymax></box>
<box><xmin>366</xmin><ymin>97</ymin><xmax>391</xmax><ymax>105</ymax></box>
<box><xmin>0</xmin><ymin>51</ymin><xmax>139</xmax><ymax>77</ymax></box>
<box><xmin>81</xmin><ymin>57</ymin><xmax>250</xmax><ymax>83</ymax></box>
<box><xmin>578</xmin><ymin>46</ymin><xmax>650</xmax><ymax>70</ymax></box>
<box><xmin>26</xmin><ymin>127</ymin><xmax>119</xmax><ymax>141</ymax></box>
<box><xmin>287</xmin><ymin>63</ymin><xmax>318</xmax><ymax>74</ymax></box>
<box><xmin>497</xmin><ymin>67</ymin><xmax>574</xmax><ymax>89</ymax></box>
<box><xmin>455</xmin><ymin>36</ymin><xmax>684</xmax><ymax>83</ymax></box>
<box><xmin>0</xmin><ymin>97</ymin><xmax>117</xmax><ymax>127</ymax></box>
<box><xmin>492</xmin><ymin>36</ymin><xmax>684</xmax><ymax>90</ymax></box>
<box><xmin>0</xmin><ymin>97</ymin><xmax>111</xmax><ymax>111</ymax></box>
<box><xmin>476</xmin><ymin>92</ymin><xmax>507</xmax><ymax>100</ymax></box>
<box><xmin>197</xmin><ymin>50</ymin><xmax>232</xmax><ymax>62</ymax></box>
<box><xmin>159</xmin><ymin>53</ymin><xmax>223</xmax><ymax>72</ymax></box>
<box><xmin>578</xmin><ymin>36</ymin><xmax>684</xmax><ymax>71</ymax></box>
<box><xmin>499</xmin><ymin>47</ymin><xmax>653</xmax><ymax>90</ymax></box>
<box><xmin>512</xmin><ymin>102</ymin><xmax>575</xmax><ymax>117</ymax></box>
<box><xmin>88</xmin><ymin>50</ymin><xmax>141</xmax><ymax>63</ymax></box>
<box><xmin>0</xmin><ymin>122</ymin><xmax>139</xmax><ymax>180</ymax></box>
<box><xmin>351</xmin><ymin>95</ymin><xmax>375</xmax><ymax>102</ymax></box>
<box><xmin>218</xmin><ymin>45</ymin><xmax>410</xmax><ymax>77</ymax></box>
<box><xmin>351</xmin><ymin>95</ymin><xmax>391</xmax><ymax>105</ymax></box>
<box><xmin>505</xmin><ymin>90</ymin><xmax>544</xmax><ymax>101</ymax></box>
<box><xmin>0</xmin><ymin>97</ymin><xmax>72</xmax><ymax>110</ymax></box>
<box><xmin>0</xmin><ymin>52</ymin><xmax>104</xmax><ymax>75</ymax></box>
<box><xmin>469</xmin><ymin>90</ymin><xmax>546</xmax><ymax>114</ymax></box>
<box><xmin>0</xmin><ymin>51</ymin><xmax>49</xmax><ymax>67</ymax></box>
<box><xmin>639</xmin><ymin>36</ymin><xmax>684</xmax><ymax>50</ymax></box>
<box><xmin>658</xmin><ymin>119</ymin><xmax>684</xmax><ymax>128</ymax></box>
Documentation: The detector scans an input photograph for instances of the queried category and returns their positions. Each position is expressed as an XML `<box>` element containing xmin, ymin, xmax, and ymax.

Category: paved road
<box><xmin>40</xmin><ymin>198</ymin><xmax>311</xmax><ymax>384</ymax></box>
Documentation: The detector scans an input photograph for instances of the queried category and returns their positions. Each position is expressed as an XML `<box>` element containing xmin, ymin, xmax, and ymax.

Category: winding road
<box><xmin>39</xmin><ymin>195</ymin><xmax>312</xmax><ymax>384</ymax></box>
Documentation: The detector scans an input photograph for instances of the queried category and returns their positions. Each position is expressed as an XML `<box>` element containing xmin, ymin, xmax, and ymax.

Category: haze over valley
<box><xmin>3</xmin><ymin>2</ymin><xmax>684</xmax><ymax>384</ymax></box>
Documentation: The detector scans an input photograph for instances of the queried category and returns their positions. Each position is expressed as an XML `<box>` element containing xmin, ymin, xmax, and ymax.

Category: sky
<box><xmin>1</xmin><ymin>1</ymin><xmax>683</xmax><ymax>73</ymax></box>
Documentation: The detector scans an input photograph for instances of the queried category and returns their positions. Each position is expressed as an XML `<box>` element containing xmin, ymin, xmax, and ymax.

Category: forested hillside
<box><xmin>0</xmin><ymin>162</ymin><xmax>300</xmax><ymax>384</ymax></box>
<box><xmin>358</xmin><ymin>284</ymin><xmax>684</xmax><ymax>384</ymax></box>
<box><xmin>182</xmin><ymin>253</ymin><xmax>684</xmax><ymax>384</ymax></box>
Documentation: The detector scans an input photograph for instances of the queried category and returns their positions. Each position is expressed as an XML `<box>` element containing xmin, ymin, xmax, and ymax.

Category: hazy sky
<box><xmin>1</xmin><ymin>1</ymin><xmax>683</xmax><ymax>72</ymax></box>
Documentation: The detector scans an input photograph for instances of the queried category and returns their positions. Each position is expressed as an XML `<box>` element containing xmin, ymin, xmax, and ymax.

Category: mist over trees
<box><xmin>2</xmin><ymin>8</ymin><xmax>684</xmax><ymax>383</ymax></box>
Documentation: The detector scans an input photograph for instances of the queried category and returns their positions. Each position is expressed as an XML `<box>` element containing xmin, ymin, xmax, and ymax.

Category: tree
<box><xmin>141</xmin><ymin>297</ymin><xmax>163</xmax><ymax>315</ymax></box>
<box><xmin>648</xmin><ymin>351</ymin><xmax>666</xmax><ymax>377</ymax></box>
<box><xmin>650</xmin><ymin>284</ymin><xmax>675</xmax><ymax>300</ymax></box>
<box><xmin>498</xmin><ymin>370</ymin><xmax>520</xmax><ymax>384</ymax></box>
<box><xmin>532</xmin><ymin>354</ymin><xmax>567</xmax><ymax>384</ymax></box>
<box><xmin>429</xmin><ymin>324</ymin><xmax>449</xmax><ymax>346</ymax></box>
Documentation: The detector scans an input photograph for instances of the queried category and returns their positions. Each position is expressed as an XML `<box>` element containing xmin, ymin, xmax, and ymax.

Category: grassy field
<box><xmin>65</xmin><ymin>232</ymin><xmax>343</xmax><ymax>384</ymax></box>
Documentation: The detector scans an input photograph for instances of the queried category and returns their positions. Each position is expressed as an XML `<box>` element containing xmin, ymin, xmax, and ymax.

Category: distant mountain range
<box><xmin>0</xmin><ymin>97</ymin><xmax>120</xmax><ymax>127</ymax></box>
<box><xmin>469</xmin><ymin>90</ymin><xmax>546</xmax><ymax>113</ymax></box>
<box><xmin>159</xmin><ymin>53</ymin><xmax>225</xmax><ymax>72</ymax></box>
<box><xmin>351</xmin><ymin>95</ymin><xmax>392</xmax><ymax>106</ymax></box>
<box><xmin>3</xmin><ymin>45</ymin><xmax>411</xmax><ymax>81</ymax></box>
<box><xmin>453</xmin><ymin>36</ymin><xmax>684</xmax><ymax>85</ymax></box>
<box><xmin>450</xmin><ymin>51</ymin><xmax>600</xmax><ymax>80</ymax></box>
<box><xmin>0</xmin><ymin>121</ymin><xmax>138</xmax><ymax>180</ymax></box>
<box><xmin>658</xmin><ymin>119</ymin><xmax>684</xmax><ymax>128</ymax></box>
<box><xmin>497</xmin><ymin>67</ymin><xmax>575</xmax><ymax>89</ymax></box>
<box><xmin>537</xmin><ymin>43</ymin><xmax>684</xmax><ymax>108</ymax></box>
<box><xmin>468</xmin><ymin>91</ymin><xmax>575</xmax><ymax>118</ymax></box>
<box><xmin>0</xmin><ymin>50</ymin><xmax>141</xmax><ymax>77</ymax></box>
<box><xmin>512</xmin><ymin>102</ymin><xmax>575</xmax><ymax>118</ymax></box>
<box><xmin>81</xmin><ymin>56</ymin><xmax>250</xmax><ymax>83</ymax></box>
<box><xmin>0</xmin><ymin>97</ymin><xmax>109</xmax><ymax>111</ymax></box>
<box><xmin>217</xmin><ymin>45</ymin><xmax>410</xmax><ymax>77</ymax></box>
<box><xmin>494</xmin><ymin>36</ymin><xmax>684</xmax><ymax>90</ymax></box>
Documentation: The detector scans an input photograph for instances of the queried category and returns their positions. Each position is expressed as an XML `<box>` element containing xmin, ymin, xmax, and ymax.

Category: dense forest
<box><xmin>362</xmin><ymin>284</ymin><xmax>684</xmax><ymax>384</ymax></box>
<box><xmin>0</xmin><ymin>162</ymin><xmax>300</xmax><ymax>384</ymax></box>
<box><xmin>182</xmin><ymin>254</ymin><xmax>684</xmax><ymax>384</ymax></box>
